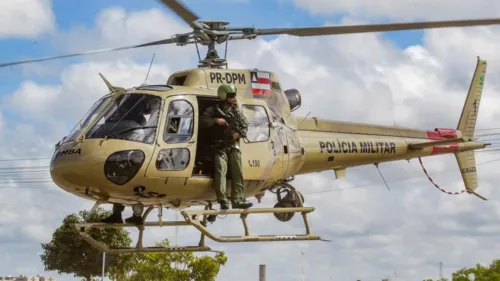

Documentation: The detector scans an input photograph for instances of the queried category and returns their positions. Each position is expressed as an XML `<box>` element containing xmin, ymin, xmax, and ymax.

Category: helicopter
<box><xmin>1</xmin><ymin>0</ymin><xmax>498</xmax><ymax>254</ymax></box>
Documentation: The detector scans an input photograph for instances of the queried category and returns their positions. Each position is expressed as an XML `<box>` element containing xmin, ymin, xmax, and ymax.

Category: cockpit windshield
<box><xmin>84</xmin><ymin>93</ymin><xmax>162</xmax><ymax>144</ymax></box>
<box><xmin>65</xmin><ymin>95</ymin><xmax>113</xmax><ymax>143</ymax></box>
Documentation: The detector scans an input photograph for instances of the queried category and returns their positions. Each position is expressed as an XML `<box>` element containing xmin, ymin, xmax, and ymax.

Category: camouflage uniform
<box><xmin>200</xmin><ymin>84</ymin><xmax>253</xmax><ymax>210</ymax></box>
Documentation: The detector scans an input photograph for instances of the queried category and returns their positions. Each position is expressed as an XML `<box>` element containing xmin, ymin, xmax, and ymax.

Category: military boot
<box><xmin>219</xmin><ymin>200</ymin><xmax>229</xmax><ymax>210</ymax></box>
<box><xmin>125</xmin><ymin>214</ymin><xmax>143</xmax><ymax>225</ymax></box>
<box><xmin>100</xmin><ymin>204</ymin><xmax>125</xmax><ymax>224</ymax></box>
<box><xmin>232</xmin><ymin>200</ymin><xmax>253</xmax><ymax>209</ymax></box>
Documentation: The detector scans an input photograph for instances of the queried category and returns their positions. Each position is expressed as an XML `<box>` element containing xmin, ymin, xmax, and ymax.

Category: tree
<box><xmin>40</xmin><ymin>208</ymin><xmax>228</xmax><ymax>281</ymax></box>
<box><xmin>423</xmin><ymin>259</ymin><xmax>500</xmax><ymax>281</ymax></box>
<box><xmin>451</xmin><ymin>259</ymin><xmax>500</xmax><ymax>281</ymax></box>
<box><xmin>40</xmin><ymin>208</ymin><xmax>133</xmax><ymax>281</ymax></box>
<box><xmin>113</xmin><ymin>239</ymin><xmax>228</xmax><ymax>281</ymax></box>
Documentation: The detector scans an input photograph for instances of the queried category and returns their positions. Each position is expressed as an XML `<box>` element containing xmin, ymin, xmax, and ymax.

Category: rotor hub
<box><xmin>199</xmin><ymin>20</ymin><xmax>229</xmax><ymax>30</ymax></box>
<box><xmin>191</xmin><ymin>21</ymin><xmax>234</xmax><ymax>69</ymax></box>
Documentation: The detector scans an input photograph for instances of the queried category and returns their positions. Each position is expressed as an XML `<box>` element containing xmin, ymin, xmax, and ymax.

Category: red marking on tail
<box><xmin>427</xmin><ymin>128</ymin><xmax>458</xmax><ymax>140</ymax></box>
<box><xmin>426</xmin><ymin>131</ymin><xmax>442</xmax><ymax>140</ymax></box>
<box><xmin>431</xmin><ymin>143</ymin><xmax>459</xmax><ymax>155</ymax></box>
<box><xmin>435</xmin><ymin>128</ymin><xmax>457</xmax><ymax>139</ymax></box>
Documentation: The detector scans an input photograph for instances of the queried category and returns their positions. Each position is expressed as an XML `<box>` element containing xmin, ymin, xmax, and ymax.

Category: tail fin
<box><xmin>455</xmin><ymin>57</ymin><xmax>488</xmax><ymax>200</ymax></box>
<box><xmin>457</xmin><ymin>57</ymin><xmax>486</xmax><ymax>139</ymax></box>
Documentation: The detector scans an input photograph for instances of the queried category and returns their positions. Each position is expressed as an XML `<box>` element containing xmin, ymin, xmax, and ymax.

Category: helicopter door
<box><xmin>269</xmin><ymin>121</ymin><xmax>288</xmax><ymax>178</ymax></box>
<box><xmin>282</xmin><ymin>130</ymin><xmax>302</xmax><ymax>177</ymax></box>
<box><xmin>239</xmin><ymin>103</ymin><xmax>273</xmax><ymax>181</ymax></box>
<box><xmin>145</xmin><ymin>96</ymin><xmax>198</xmax><ymax>179</ymax></box>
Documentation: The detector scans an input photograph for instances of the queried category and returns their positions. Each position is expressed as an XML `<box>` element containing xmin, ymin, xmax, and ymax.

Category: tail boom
<box><xmin>293</xmin><ymin>57</ymin><xmax>489</xmax><ymax>200</ymax></box>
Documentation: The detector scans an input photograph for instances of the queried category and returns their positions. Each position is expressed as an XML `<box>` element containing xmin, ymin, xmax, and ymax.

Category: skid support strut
<box><xmin>75</xmin><ymin>205</ymin><xmax>213</xmax><ymax>254</ymax></box>
<box><xmin>75</xmin><ymin>185</ymin><xmax>326</xmax><ymax>254</ymax></box>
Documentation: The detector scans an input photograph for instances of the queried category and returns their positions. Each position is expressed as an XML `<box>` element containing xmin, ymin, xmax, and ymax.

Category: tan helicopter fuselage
<box><xmin>49</xmin><ymin>67</ymin><xmax>488</xmax><ymax>209</ymax></box>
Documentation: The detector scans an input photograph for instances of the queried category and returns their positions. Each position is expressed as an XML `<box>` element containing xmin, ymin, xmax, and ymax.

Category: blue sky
<box><xmin>0</xmin><ymin>0</ymin><xmax>422</xmax><ymax>101</ymax></box>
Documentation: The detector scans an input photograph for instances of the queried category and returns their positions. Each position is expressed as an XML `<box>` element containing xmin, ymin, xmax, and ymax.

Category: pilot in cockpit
<box><xmin>90</xmin><ymin>95</ymin><xmax>158</xmax><ymax>142</ymax></box>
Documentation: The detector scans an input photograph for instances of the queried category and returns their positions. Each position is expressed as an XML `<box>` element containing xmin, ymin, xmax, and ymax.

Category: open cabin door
<box><xmin>145</xmin><ymin>95</ymin><xmax>198</xmax><ymax>179</ymax></box>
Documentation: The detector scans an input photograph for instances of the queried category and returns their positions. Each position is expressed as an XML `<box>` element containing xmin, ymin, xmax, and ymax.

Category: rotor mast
<box><xmin>169</xmin><ymin>19</ymin><xmax>258</xmax><ymax>69</ymax></box>
<box><xmin>195</xmin><ymin>21</ymin><xmax>231</xmax><ymax>69</ymax></box>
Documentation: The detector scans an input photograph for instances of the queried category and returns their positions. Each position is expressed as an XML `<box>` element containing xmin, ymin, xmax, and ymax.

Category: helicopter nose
<box><xmin>49</xmin><ymin>141</ymin><xmax>149</xmax><ymax>195</ymax></box>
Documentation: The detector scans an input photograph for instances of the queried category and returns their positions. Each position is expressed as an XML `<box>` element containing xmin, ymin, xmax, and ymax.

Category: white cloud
<box><xmin>3</xmin><ymin>4</ymin><xmax>500</xmax><ymax>281</ymax></box>
<box><xmin>292</xmin><ymin>0</ymin><xmax>500</xmax><ymax>20</ymax></box>
<box><xmin>0</xmin><ymin>0</ymin><xmax>55</xmax><ymax>38</ymax></box>
<box><xmin>6</xmin><ymin>59</ymin><xmax>174</xmax><ymax>123</ymax></box>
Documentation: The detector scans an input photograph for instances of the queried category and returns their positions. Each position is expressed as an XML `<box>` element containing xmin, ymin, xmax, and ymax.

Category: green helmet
<box><xmin>217</xmin><ymin>84</ymin><xmax>237</xmax><ymax>100</ymax></box>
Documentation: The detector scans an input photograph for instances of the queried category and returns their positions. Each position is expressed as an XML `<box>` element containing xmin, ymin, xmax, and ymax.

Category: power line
<box><xmin>2</xmin><ymin>156</ymin><xmax>500</xmax><ymax>210</ymax></box>
<box><xmin>0</xmin><ymin>157</ymin><xmax>50</xmax><ymax>162</ymax></box>
<box><xmin>439</xmin><ymin>262</ymin><xmax>443</xmax><ymax>279</ymax></box>
<box><xmin>2</xmin><ymin>156</ymin><xmax>500</xmax><ymax>200</ymax></box>
<box><xmin>257</xmin><ymin>156</ymin><xmax>500</xmax><ymax>199</ymax></box>
<box><xmin>0</xmin><ymin>145</ymin><xmax>500</xmax><ymax>195</ymax></box>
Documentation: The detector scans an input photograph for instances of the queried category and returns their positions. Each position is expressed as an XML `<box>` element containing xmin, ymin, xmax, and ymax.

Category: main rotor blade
<box><xmin>256</xmin><ymin>18</ymin><xmax>500</xmax><ymax>37</ymax></box>
<box><xmin>158</xmin><ymin>0</ymin><xmax>201</xmax><ymax>29</ymax></box>
<box><xmin>0</xmin><ymin>38</ymin><xmax>177</xmax><ymax>68</ymax></box>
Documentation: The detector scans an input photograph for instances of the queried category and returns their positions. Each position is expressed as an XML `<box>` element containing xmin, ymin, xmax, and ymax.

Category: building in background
<box><xmin>0</xmin><ymin>276</ymin><xmax>55</xmax><ymax>281</ymax></box>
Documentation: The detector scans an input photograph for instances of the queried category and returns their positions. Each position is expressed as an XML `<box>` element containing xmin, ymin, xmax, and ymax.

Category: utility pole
<box><xmin>301</xmin><ymin>252</ymin><xmax>304</xmax><ymax>281</ymax></box>
<box><xmin>439</xmin><ymin>262</ymin><xmax>443</xmax><ymax>279</ymax></box>
<box><xmin>101</xmin><ymin>252</ymin><xmax>106</xmax><ymax>281</ymax></box>
<box><xmin>259</xmin><ymin>264</ymin><xmax>266</xmax><ymax>281</ymax></box>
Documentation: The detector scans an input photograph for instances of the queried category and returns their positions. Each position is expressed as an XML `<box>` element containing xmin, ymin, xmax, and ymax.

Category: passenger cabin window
<box><xmin>156</xmin><ymin>148</ymin><xmax>190</xmax><ymax>171</ymax></box>
<box><xmin>242</xmin><ymin>105</ymin><xmax>270</xmax><ymax>143</ymax></box>
<box><xmin>164</xmin><ymin>100</ymin><xmax>194</xmax><ymax>143</ymax></box>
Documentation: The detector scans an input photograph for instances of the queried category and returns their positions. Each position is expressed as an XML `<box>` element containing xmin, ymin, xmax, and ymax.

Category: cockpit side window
<box><xmin>164</xmin><ymin>99</ymin><xmax>194</xmax><ymax>143</ymax></box>
<box><xmin>242</xmin><ymin>104</ymin><xmax>270</xmax><ymax>143</ymax></box>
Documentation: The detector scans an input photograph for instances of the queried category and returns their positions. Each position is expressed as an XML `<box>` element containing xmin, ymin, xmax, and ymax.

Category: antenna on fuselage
<box><xmin>374</xmin><ymin>163</ymin><xmax>390</xmax><ymax>191</ymax></box>
<box><xmin>142</xmin><ymin>53</ymin><xmax>156</xmax><ymax>85</ymax></box>
<box><xmin>99</xmin><ymin>73</ymin><xmax>125</xmax><ymax>95</ymax></box>
<box><xmin>296</xmin><ymin>110</ymin><xmax>311</xmax><ymax>128</ymax></box>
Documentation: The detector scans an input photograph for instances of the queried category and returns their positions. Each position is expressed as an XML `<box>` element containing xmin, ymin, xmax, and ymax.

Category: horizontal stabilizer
<box><xmin>408</xmin><ymin>138</ymin><xmax>465</xmax><ymax>150</ymax></box>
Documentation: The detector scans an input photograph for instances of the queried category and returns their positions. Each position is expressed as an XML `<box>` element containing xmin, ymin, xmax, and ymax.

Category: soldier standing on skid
<box><xmin>200</xmin><ymin>83</ymin><xmax>253</xmax><ymax>210</ymax></box>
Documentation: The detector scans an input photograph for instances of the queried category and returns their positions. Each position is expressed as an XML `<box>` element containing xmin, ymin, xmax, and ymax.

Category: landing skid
<box><xmin>74</xmin><ymin>181</ymin><xmax>328</xmax><ymax>254</ymax></box>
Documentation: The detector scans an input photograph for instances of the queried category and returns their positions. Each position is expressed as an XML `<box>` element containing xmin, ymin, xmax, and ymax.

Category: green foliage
<box><xmin>40</xmin><ymin>207</ymin><xmax>133</xmax><ymax>281</ymax></box>
<box><xmin>423</xmin><ymin>259</ymin><xmax>500</xmax><ymax>281</ymax></box>
<box><xmin>451</xmin><ymin>259</ymin><xmax>500</xmax><ymax>281</ymax></box>
<box><xmin>114</xmin><ymin>239</ymin><xmax>228</xmax><ymax>281</ymax></box>
<box><xmin>40</xmin><ymin>208</ymin><xmax>228</xmax><ymax>281</ymax></box>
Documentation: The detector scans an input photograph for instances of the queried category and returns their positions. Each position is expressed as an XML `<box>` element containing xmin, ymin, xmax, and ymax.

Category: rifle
<box><xmin>216</xmin><ymin>105</ymin><xmax>249</xmax><ymax>144</ymax></box>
